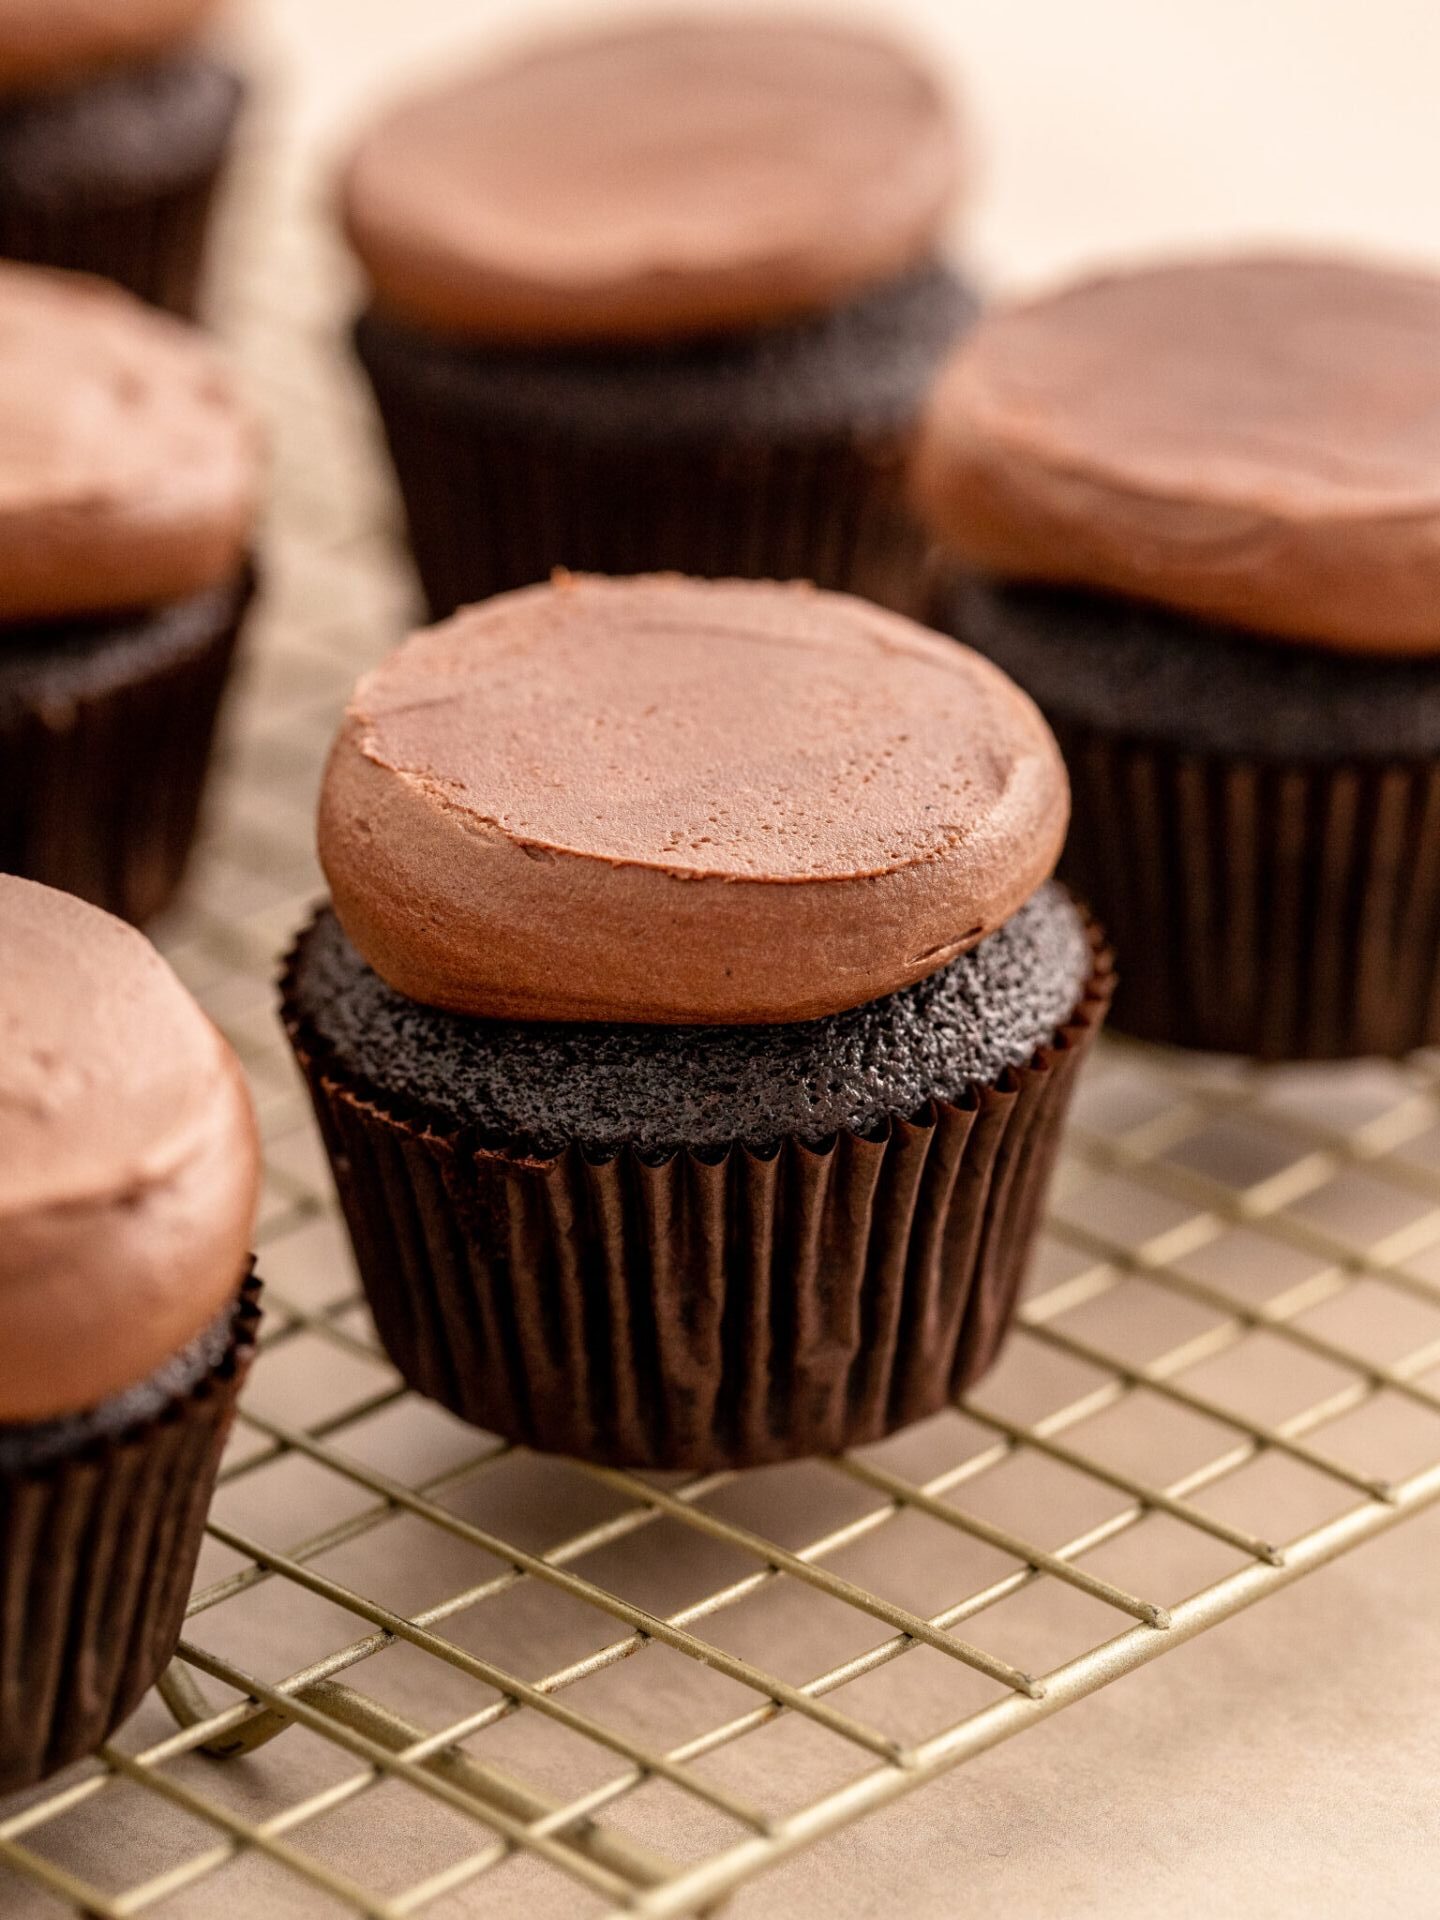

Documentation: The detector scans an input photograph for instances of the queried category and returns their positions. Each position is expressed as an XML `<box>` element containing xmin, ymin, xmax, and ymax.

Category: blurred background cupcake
<box><xmin>339</xmin><ymin>14</ymin><xmax>975</xmax><ymax>619</ymax></box>
<box><xmin>0</xmin><ymin>262</ymin><xmax>262</xmax><ymax>922</ymax></box>
<box><xmin>282</xmin><ymin>574</ymin><xmax>1109</xmax><ymax>1468</ymax></box>
<box><xmin>0</xmin><ymin>0</ymin><xmax>244</xmax><ymax>317</ymax></box>
<box><xmin>0</xmin><ymin>877</ymin><xmax>261</xmax><ymax>1791</ymax></box>
<box><xmin>914</xmin><ymin>252</ymin><xmax>1440</xmax><ymax>1061</ymax></box>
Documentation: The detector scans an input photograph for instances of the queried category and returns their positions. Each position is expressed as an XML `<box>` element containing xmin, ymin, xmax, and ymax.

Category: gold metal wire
<box><xmin>5</xmin><ymin>67</ymin><xmax>1440</xmax><ymax>1920</ymax></box>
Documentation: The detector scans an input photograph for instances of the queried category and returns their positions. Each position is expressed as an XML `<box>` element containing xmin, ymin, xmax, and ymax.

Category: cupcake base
<box><xmin>1055</xmin><ymin>739</ymin><xmax>1440</xmax><ymax>1059</ymax></box>
<box><xmin>0</xmin><ymin>572</ymin><xmax>253</xmax><ymax>924</ymax></box>
<box><xmin>0</xmin><ymin>1273</ymin><xmax>260</xmax><ymax>1794</ymax></box>
<box><xmin>354</xmin><ymin>263</ymin><xmax>975</xmax><ymax>620</ymax></box>
<box><xmin>945</xmin><ymin>576</ymin><xmax>1440</xmax><ymax>1061</ymax></box>
<box><xmin>0</xmin><ymin>55</ymin><xmax>243</xmax><ymax>318</ymax></box>
<box><xmin>281</xmin><ymin>926</ymin><xmax>1110</xmax><ymax>1470</ymax></box>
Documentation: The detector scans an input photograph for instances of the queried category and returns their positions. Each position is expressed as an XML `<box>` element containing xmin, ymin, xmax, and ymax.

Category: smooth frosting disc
<box><xmin>913</xmin><ymin>254</ymin><xmax>1440</xmax><ymax>654</ymax></box>
<box><xmin>318</xmin><ymin>574</ymin><xmax>1069</xmax><ymax>1025</ymax></box>
<box><xmin>0</xmin><ymin>0</ymin><xmax>217</xmax><ymax>93</ymax></box>
<box><xmin>0</xmin><ymin>263</ymin><xmax>260</xmax><ymax>621</ymax></box>
<box><xmin>341</xmin><ymin>16</ymin><xmax>958</xmax><ymax>343</ymax></box>
<box><xmin>0</xmin><ymin>877</ymin><xmax>259</xmax><ymax>1421</ymax></box>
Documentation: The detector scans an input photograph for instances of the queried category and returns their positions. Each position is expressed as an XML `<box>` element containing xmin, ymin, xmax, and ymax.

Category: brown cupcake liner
<box><xmin>1054</xmin><ymin>723</ymin><xmax>1440</xmax><ymax>1059</ymax></box>
<box><xmin>280</xmin><ymin>933</ymin><xmax>1112</xmax><ymax>1470</ymax></box>
<box><xmin>0</xmin><ymin>573</ymin><xmax>252</xmax><ymax>925</ymax></box>
<box><xmin>0</xmin><ymin>1272</ymin><xmax>260</xmax><ymax>1794</ymax></box>
<box><xmin>0</xmin><ymin>166</ymin><xmax>229</xmax><ymax>320</ymax></box>
<box><xmin>358</xmin><ymin>361</ymin><xmax>933</xmax><ymax>622</ymax></box>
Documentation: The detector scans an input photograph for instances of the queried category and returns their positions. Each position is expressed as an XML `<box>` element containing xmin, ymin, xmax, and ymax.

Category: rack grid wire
<box><xmin>6</xmin><ymin>56</ymin><xmax>1440</xmax><ymax>1920</ymax></box>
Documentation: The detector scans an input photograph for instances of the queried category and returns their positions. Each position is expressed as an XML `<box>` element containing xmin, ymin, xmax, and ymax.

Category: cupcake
<box><xmin>281</xmin><ymin>574</ymin><xmax>1110</xmax><ymax>1470</ymax></box>
<box><xmin>339</xmin><ymin>16</ymin><xmax>975</xmax><ymax>621</ymax></box>
<box><xmin>913</xmin><ymin>254</ymin><xmax>1440</xmax><ymax>1060</ymax></box>
<box><xmin>0</xmin><ymin>0</ymin><xmax>243</xmax><ymax>317</ymax></box>
<box><xmin>0</xmin><ymin>262</ymin><xmax>262</xmax><ymax>923</ymax></box>
<box><xmin>0</xmin><ymin>877</ymin><xmax>261</xmax><ymax>1792</ymax></box>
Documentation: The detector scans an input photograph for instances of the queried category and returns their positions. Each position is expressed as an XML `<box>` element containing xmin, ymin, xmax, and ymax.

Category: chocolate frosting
<box><xmin>0</xmin><ymin>0</ymin><xmax>216</xmax><ymax>94</ymax></box>
<box><xmin>341</xmin><ymin>16</ymin><xmax>958</xmax><ymax>344</ymax></box>
<box><xmin>912</xmin><ymin>255</ymin><xmax>1440</xmax><ymax>656</ymax></box>
<box><xmin>0</xmin><ymin>263</ymin><xmax>260</xmax><ymax>621</ymax></box>
<box><xmin>0</xmin><ymin>876</ymin><xmax>259</xmax><ymax>1422</ymax></box>
<box><xmin>318</xmin><ymin>574</ymin><xmax>1068</xmax><ymax>1025</ymax></box>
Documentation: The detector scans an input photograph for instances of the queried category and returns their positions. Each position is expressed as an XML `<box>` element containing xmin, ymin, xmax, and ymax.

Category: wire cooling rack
<box><xmin>7</xmin><ymin>52</ymin><xmax>1440</xmax><ymax>1920</ymax></box>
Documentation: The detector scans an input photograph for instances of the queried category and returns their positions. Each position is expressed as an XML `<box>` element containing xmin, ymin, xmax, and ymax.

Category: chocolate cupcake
<box><xmin>340</xmin><ymin>17</ymin><xmax>975</xmax><ymax>620</ymax></box>
<box><xmin>281</xmin><ymin>574</ymin><xmax>1110</xmax><ymax>1469</ymax></box>
<box><xmin>0</xmin><ymin>877</ymin><xmax>261</xmax><ymax>1792</ymax></box>
<box><xmin>0</xmin><ymin>0</ymin><xmax>242</xmax><ymax>318</ymax></box>
<box><xmin>913</xmin><ymin>254</ymin><xmax>1440</xmax><ymax>1060</ymax></box>
<box><xmin>0</xmin><ymin>262</ymin><xmax>262</xmax><ymax>922</ymax></box>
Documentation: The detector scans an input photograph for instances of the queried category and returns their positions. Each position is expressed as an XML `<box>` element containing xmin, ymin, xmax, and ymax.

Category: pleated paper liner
<box><xmin>0</xmin><ymin>170</ymin><xmax>225</xmax><ymax>318</ymax></box>
<box><xmin>0</xmin><ymin>66</ymin><xmax>243</xmax><ymax>319</ymax></box>
<box><xmin>281</xmin><ymin>924</ymin><xmax>1113</xmax><ymax>1471</ymax></box>
<box><xmin>0</xmin><ymin>1272</ymin><xmax>260</xmax><ymax>1794</ymax></box>
<box><xmin>354</xmin><ymin>315</ymin><xmax>934</xmax><ymax>623</ymax></box>
<box><xmin>0</xmin><ymin>571</ymin><xmax>253</xmax><ymax>926</ymax></box>
<box><xmin>1054</xmin><ymin>723</ymin><xmax>1440</xmax><ymax>1060</ymax></box>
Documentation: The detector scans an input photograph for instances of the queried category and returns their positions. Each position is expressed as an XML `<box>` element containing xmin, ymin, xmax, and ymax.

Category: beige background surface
<box><xmin>236</xmin><ymin>3</ymin><xmax>1440</xmax><ymax>1914</ymax></box>
<box><xmin>246</xmin><ymin>0</ymin><xmax>1440</xmax><ymax>284</ymax></box>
